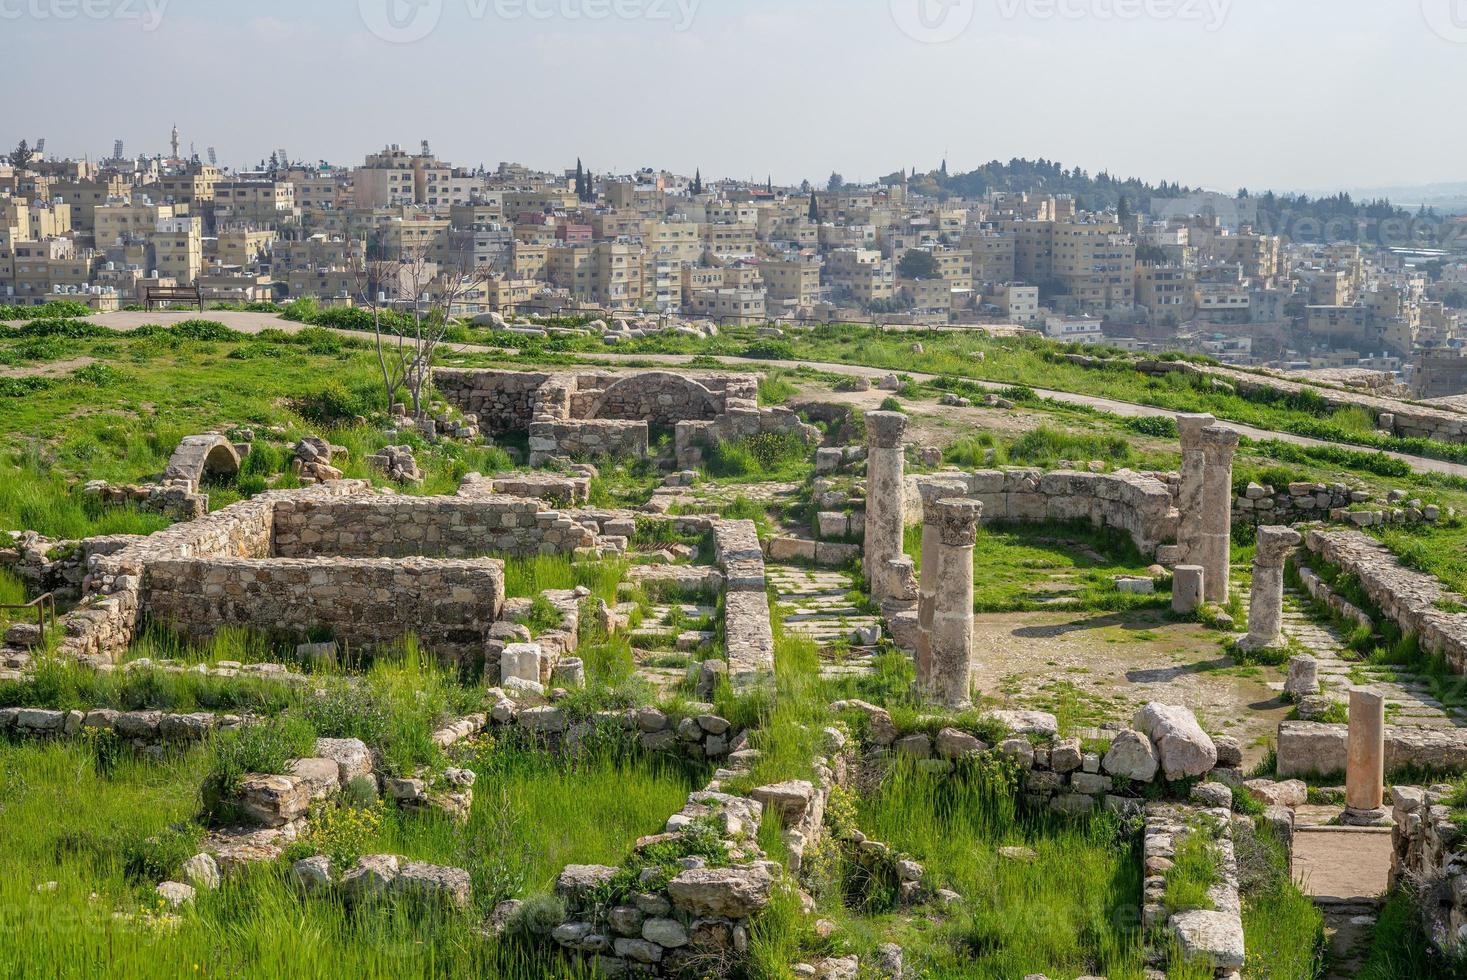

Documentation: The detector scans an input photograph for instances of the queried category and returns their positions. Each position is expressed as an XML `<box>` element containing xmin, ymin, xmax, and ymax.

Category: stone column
<box><xmin>924</xmin><ymin>498</ymin><xmax>982</xmax><ymax>708</ymax></box>
<box><xmin>1172</xmin><ymin>565</ymin><xmax>1205</xmax><ymax>615</ymax></box>
<box><xmin>863</xmin><ymin>412</ymin><xmax>908</xmax><ymax>602</ymax></box>
<box><xmin>1344</xmin><ymin>689</ymin><xmax>1387</xmax><ymax>825</ymax></box>
<box><xmin>1196</xmin><ymin>425</ymin><xmax>1240</xmax><ymax>603</ymax></box>
<box><xmin>1176</xmin><ymin>414</ymin><xmax>1216</xmax><ymax>566</ymax></box>
<box><xmin>916</xmin><ymin>480</ymin><xmax>969</xmax><ymax>686</ymax></box>
<box><xmin>1240</xmin><ymin>526</ymin><xmax>1302</xmax><ymax>651</ymax></box>
<box><xmin>1284</xmin><ymin>655</ymin><xmax>1320</xmax><ymax>700</ymax></box>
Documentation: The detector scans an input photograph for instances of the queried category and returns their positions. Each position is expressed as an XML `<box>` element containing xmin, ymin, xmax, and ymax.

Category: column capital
<box><xmin>866</xmin><ymin>411</ymin><xmax>908</xmax><ymax>449</ymax></box>
<box><xmin>1254</xmin><ymin>525</ymin><xmax>1303</xmax><ymax>566</ymax></box>
<box><xmin>1199</xmin><ymin>424</ymin><xmax>1240</xmax><ymax>457</ymax></box>
<box><xmin>933</xmin><ymin>498</ymin><xmax>982</xmax><ymax>547</ymax></box>
<box><xmin>1176</xmin><ymin>413</ymin><xmax>1218</xmax><ymax>448</ymax></box>
<box><xmin>919</xmin><ymin>479</ymin><xmax>969</xmax><ymax>518</ymax></box>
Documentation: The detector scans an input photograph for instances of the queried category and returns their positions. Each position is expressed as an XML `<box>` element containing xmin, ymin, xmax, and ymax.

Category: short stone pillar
<box><xmin>916</xmin><ymin>480</ymin><xmax>969</xmax><ymax>682</ymax></box>
<box><xmin>922</xmin><ymin>498</ymin><xmax>982</xmax><ymax>709</ymax></box>
<box><xmin>1284</xmin><ymin>655</ymin><xmax>1320</xmax><ymax>700</ymax></box>
<box><xmin>1344</xmin><ymin>689</ymin><xmax>1388</xmax><ymax>825</ymax></box>
<box><xmin>1175</xmin><ymin>414</ymin><xmax>1216</xmax><ymax>566</ymax></box>
<box><xmin>1239</xmin><ymin>525</ymin><xmax>1302</xmax><ymax>651</ymax></box>
<box><xmin>1172</xmin><ymin>565</ymin><xmax>1205</xmax><ymax>615</ymax></box>
<box><xmin>1196</xmin><ymin>425</ymin><xmax>1239</xmax><ymax>603</ymax></box>
<box><xmin>863</xmin><ymin>412</ymin><xmax>909</xmax><ymax>602</ymax></box>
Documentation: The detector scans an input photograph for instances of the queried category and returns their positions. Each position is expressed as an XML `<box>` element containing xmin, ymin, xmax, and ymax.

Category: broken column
<box><xmin>916</xmin><ymin>480</ymin><xmax>970</xmax><ymax>685</ymax></box>
<box><xmin>1175</xmin><ymin>414</ymin><xmax>1216</xmax><ymax>567</ymax></box>
<box><xmin>923</xmin><ymin>497</ymin><xmax>982</xmax><ymax>709</ymax></box>
<box><xmin>1240</xmin><ymin>525</ymin><xmax>1302</xmax><ymax>651</ymax></box>
<box><xmin>1172</xmin><ymin>565</ymin><xmax>1205</xmax><ymax>615</ymax></box>
<box><xmin>1195</xmin><ymin>424</ymin><xmax>1239</xmax><ymax>603</ymax></box>
<box><xmin>1284</xmin><ymin>655</ymin><xmax>1320</xmax><ymax>700</ymax></box>
<box><xmin>1344</xmin><ymin>688</ymin><xmax>1387</xmax><ymax>825</ymax></box>
<box><xmin>863</xmin><ymin>411</ymin><xmax>908</xmax><ymax>602</ymax></box>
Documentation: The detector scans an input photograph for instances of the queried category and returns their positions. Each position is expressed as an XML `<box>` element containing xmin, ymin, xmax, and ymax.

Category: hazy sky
<box><xmin>3</xmin><ymin>0</ymin><xmax>1464</xmax><ymax>193</ymax></box>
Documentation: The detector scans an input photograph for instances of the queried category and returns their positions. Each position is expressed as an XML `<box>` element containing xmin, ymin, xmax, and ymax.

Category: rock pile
<box><xmin>365</xmin><ymin>445</ymin><xmax>423</xmax><ymax>484</ymax></box>
<box><xmin>291</xmin><ymin>436</ymin><xmax>345</xmax><ymax>483</ymax></box>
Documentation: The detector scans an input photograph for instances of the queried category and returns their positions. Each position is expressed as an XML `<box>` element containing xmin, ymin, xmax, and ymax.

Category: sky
<box><xmin>3</xmin><ymin>0</ymin><xmax>1465</xmax><ymax>195</ymax></box>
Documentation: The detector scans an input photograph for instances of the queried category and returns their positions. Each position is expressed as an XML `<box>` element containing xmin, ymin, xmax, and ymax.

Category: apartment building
<box><xmin>985</xmin><ymin>283</ymin><xmax>1041</xmax><ymax>324</ymax></box>
<box><xmin>212</xmin><ymin>180</ymin><xmax>297</xmax><ymax>228</ymax></box>
<box><xmin>1135</xmin><ymin>264</ymin><xmax>1197</xmax><ymax>324</ymax></box>
<box><xmin>151</xmin><ymin>215</ymin><xmax>203</xmax><ymax>284</ymax></box>
<box><xmin>217</xmin><ymin>228</ymin><xmax>276</xmax><ymax>270</ymax></box>
<box><xmin>759</xmin><ymin>251</ymin><xmax>823</xmax><ymax>310</ymax></box>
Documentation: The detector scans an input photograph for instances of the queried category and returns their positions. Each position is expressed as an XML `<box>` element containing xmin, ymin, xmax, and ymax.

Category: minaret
<box><xmin>170</xmin><ymin>124</ymin><xmax>180</xmax><ymax>160</ymax></box>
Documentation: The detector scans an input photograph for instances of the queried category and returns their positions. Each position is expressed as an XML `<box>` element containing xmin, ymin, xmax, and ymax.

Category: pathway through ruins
<box><xmin>1292</xmin><ymin>819</ymin><xmax>1394</xmax><ymax>978</ymax></box>
<box><xmin>1279</xmin><ymin>587</ymin><xmax>1460</xmax><ymax>727</ymax></box>
<box><xmin>766</xmin><ymin>562</ymin><xmax>879</xmax><ymax>679</ymax></box>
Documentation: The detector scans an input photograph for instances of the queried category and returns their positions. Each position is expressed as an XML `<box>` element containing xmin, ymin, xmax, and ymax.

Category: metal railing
<box><xmin>1</xmin><ymin>592</ymin><xmax>57</xmax><ymax>641</ymax></box>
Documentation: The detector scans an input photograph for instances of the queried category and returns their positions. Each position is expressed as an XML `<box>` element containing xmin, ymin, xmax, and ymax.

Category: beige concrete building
<box><xmin>151</xmin><ymin>215</ymin><xmax>203</xmax><ymax>285</ymax></box>
<box><xmin>759</xmin><ymin>251</ymin><xmax>823</xmax><ymax>310</ymax></box>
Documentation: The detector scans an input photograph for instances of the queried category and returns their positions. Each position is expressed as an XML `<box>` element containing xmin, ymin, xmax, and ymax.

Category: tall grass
<box><xmin>501</xmin><ymin>553</ymin><xmax>626</xmax><ymax>606</ymax></box>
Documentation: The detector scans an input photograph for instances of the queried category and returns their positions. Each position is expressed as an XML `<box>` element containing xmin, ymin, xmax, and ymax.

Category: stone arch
<box><xmin>163</xmin><ymin>434</ymin><xmax>241</xmax><ymax>491</ymax></box>
<box><xmin>589</xmin><ymin>372</ymin><xmax>719</xmax><ymax>428</ymax></box>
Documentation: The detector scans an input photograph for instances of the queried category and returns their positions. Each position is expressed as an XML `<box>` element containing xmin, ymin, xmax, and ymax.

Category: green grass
<box><xmin>501</xmin><ymin>553</ymin><xmax>626</xmax><ymax>607</ymax></box>
<box><xmin>904</xmin><ymin>519</ymin><xmax>1170</xmax><ymax>613</ymax></box>
<box><xmin>840</xmin><ymin>758</ymin><xmax>1167</xmax><ymax>979</ymax></box>
<box><xmin>703</xmin><ymin>431</ymin><xmax>814</xmax><ymax>483</ymax></box>
<box><xmin>1163</xmin><ymin>827</ymin><xmax>1221</xmax><ymax>915</ymax></box>
<box><xmin>0</xmin><ymin>736</ymin><xmax>677</xmax><ymax>979</ymax></box>
<box><xmin>1359</xmin><ymin>889</ymin><xmax>1465</xmax><ymax>979</ymax></box>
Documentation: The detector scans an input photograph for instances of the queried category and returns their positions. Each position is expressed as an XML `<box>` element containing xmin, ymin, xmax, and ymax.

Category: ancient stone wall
<box><xmin>145</xmin><ymin>557</ymin><xmax>505</xmax><ymax>664</ymax></box>
<box><xmin>1389</xmin><ymin>784</ymin><xmax>1467</xmax><ymax>960</ymax></box>
<box><xmin>713</xmin><ymin>520</ymin><xmax>775</xmax><ymax>689</ymax></box>
<box><xmin>908</xmin><ymin>468</ymin><xmax>1180</xmax><ymax>556</ymax></box>
<box><xmin>431</xmin><ymin>369</ymin><xmax>552</xmax><ymax>435</ymax></box>
<box><xmin>674</xmin><ymin>406</ymin><xmax>821</xmax><ymax>470</ymax></box>
<box><xmin>1304</xmin><ymin>528</ymin><xmax>1467</xmax><ymax>674</ymax></box>
<box><xmin>527</xmin><ymin>420</ymin><xmax>648</xmax><ymax>468</ymax></box>
<box><xmin>1276</xmin><ymin>720</ymin><xmax>1467</xmax><ymax>778</ymax></box>
<box><xmin>271</xmin><ymin>496</ymin><xmax>602</xmax><ymax>559</ymax></box>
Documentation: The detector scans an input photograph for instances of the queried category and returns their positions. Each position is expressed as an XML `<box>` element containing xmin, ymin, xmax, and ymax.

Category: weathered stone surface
<box><xmin>936</xmin><ymin>727</ymin><xmax>986</xmax><ymax>759</ymax></box>
<box><xmin>666</xmin><ymin>866</ymin><xmax>774</xmax><ymax>918</ymax></box>
<box><xmin>1132</xmin><ymin>703</ymin><xmax>1217</xmax><ymax>780</ymax></box>
<box><xmin>342</xmin><ymin>854</ymin><xmax>400</xmax><ymax>902</ymax></box>
<box><xmin>289</xmin><ymin>855</ymin><xmax>334</xmax><ymax>894</ymax></box>
<box><xmin>238</xmin><ymin>774</ymin><xmax>311</xmax><ymax>828</ymax></box>
<box><xmin>1170</xmin><ymin>909</ymin><xmax>1245</xmax><ymax>969</ymax></box>
<box><xmin>155</xmin><ymin>881</ymin><xmax>196</xmax><ymax>908</ymax></box>
<box><xmin>394</xmin><ymin>861</ymin><xmax>472</xmax><ymax>909</ymax></box>
<box><xmin>641</xmin><ymin>917</ymin><xmax>690</xmax><ymax>948</ymax></box>
<box><xmin>1103</xmin><ymin>729</ymin><xmax>1159</xmax><ymax>783</ymax></box>
<box><xmin>750</xmin><ymin>781</ymin><xmax>815</xmax><ymax>828</ymax></box>
<box><xmin>181</xmin><ymin>852</ymin><xmax>221</xmax><ymax>891</ymax></box>
<box><xmin>556</xmin><ymin>864</ymin><xmax>619</xmax><ymax>902</ymax></box>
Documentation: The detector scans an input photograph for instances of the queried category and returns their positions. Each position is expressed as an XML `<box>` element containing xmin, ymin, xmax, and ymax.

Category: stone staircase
<box><xmin>766</xmin><ymin>563</ymin><xmax>880</xmax><ymax>678</ymax></box>
<box><xmin>1279</xmin><ymin>587</ymin><xmax>1461</xmax><ymax>727</ymax></box>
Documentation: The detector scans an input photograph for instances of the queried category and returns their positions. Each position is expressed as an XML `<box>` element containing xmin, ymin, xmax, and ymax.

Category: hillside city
<box><xmin>6</xmin><ymin>132</ymin><xmax>1467</xmax><ymax>397</ymax></box>
<box><xmin>8</xmin><ymin>122</ymin><xmax>1467</xmax><ymax>980</ymax></box>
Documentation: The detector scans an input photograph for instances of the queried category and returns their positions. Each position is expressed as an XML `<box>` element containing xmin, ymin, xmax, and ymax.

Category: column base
<box><xmin>1340</xmin><ymin>806</ymin><xmax>1389</xmax><ymax>827</ymax></box>
<box><xmin>1234</xmin><ymin>633</ymin><xmax>1282</xmax><ymax>654</ymax></box>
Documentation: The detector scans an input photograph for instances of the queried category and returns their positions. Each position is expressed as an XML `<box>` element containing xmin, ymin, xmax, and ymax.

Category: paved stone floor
<box><xmin>1278</xmin><ymin>587</ymin><xmax>1462</xmax><ymax>727</ymax></box>
<box><xmin>1293</xmin><ymin>822</ymin><xmax>1392</xmax><ymax>979</ymax></box>
<box><xmin>766</xmin><ymin>562</ymin><xmax>880</xmax><ymax>679</ymax></box>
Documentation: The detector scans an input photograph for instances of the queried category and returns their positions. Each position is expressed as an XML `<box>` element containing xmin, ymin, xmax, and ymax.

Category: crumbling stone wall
<box><xmin>1276</xmin><ymin>720</ymin><xmax>1467</xmax><ymax>778</ymax></box>
<box><xmin>528</xmin><ymin>420</ymin><xmax>648</xmax><ymax>468</ymax></box>
<box><xmin>431</xmin><ymin>370</ymin><xmax>552</xmax><ymax>435</ymax></box>
<box><xmin>1304</xmin><ymin>527</ymin><xmax>1467</xmax><ymax>674</ymax></box>
<box><xmin>713</xmin><ymin>520</ymin><xmax>774</xmax><ymax>689</ymax></box>
<box><xmin>674</xmin><ymin>407</ymin><xmax>821</xmax><ymax>470</ymax></box>
<box><xmin>1389</xmin><ymin>785</ymin><xmax>1467</xmax><ymax>959</ymax></box>
<box><xmin>146</xmin><ymin>557</ymin><xmax>505</xmax><ymax>664</ymax></box>
<box><xmin>271</xmin><ymin>496</ymin><xmax>602</xmax><ymax>559</ymax></box>
<box><xmin>908</xmin><ymin>468</ymin><xmax>1180</xmax><ymax>556</ymax></box>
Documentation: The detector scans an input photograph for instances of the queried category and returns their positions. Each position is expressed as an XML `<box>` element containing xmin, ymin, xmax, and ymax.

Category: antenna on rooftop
<box><xmin>34</xmin><ymin>138</ymin><xmax>45</xmax><ymax>156</ymax></box>
<box><xmin>113</xmin><ymin>140</ymin><xmax>125</xmax><ymax>160</ymax></box>
<box><xmin>207</xmin><ymin>147</ymin><xmax>218</xmax><ymax>166</ymax></box>
<box><xmin>421</xmin><ymin>140</ymin><xmax>431</xmax><ymax>158</ymax></box>
<box><xmin>277</xmin><ymin>148</ymin><xmax>289</xmax><ymax>168</ymax></box>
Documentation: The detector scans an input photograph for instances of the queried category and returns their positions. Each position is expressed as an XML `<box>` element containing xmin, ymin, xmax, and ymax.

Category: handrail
<box><xmin>0</xmin><ymin>592</ymin><xmax>56</xmax><ymax>640</ymax></box>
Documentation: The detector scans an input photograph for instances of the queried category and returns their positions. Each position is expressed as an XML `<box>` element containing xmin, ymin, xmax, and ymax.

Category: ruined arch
<box><xmin>163</xmin><ymin>434</ymin><xmax>241</xmax><ymax>491</ymax></box>
<box><xmin>588</xmin><ymin>372</ymin><xmax>720</xmax><ymax>428</ymax></box>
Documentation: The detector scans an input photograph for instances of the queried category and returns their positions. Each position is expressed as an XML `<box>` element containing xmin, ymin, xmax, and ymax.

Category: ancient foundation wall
<box><xmin>145</xmin><ymin>557</ymin><xmax>504</xmax><ymax>664</ymax></box>
<box><xmin>907</xmin><ymin>468</ymin><xmax>1180</xmax><ymax>556</ymax></box>
<box><xmin>713</xmin><ymin>520</ymin><xmax>774</xmax><ymax>688</ymax></box>
<box><xmin>1276</xmin><ymin>720</ymin><xmax>1467</xmax><ymax>778</ymax></box>
<box><xmin>431</xmin><ymin>369</ymin><xmax>552</xmax><ymax>435</ymax></box>
<box><xmin>1388</xmin><ymin>785</ymin><xmax>1467</xmax><ymax>959</ymax></box>
<box><xmin>1304</xmin><ymin>528</ymin><xmax>1467</xmax><ymax>674</ymax></box>
<box><xmin>272</xmin><ymin>496</ymin><xmax>602</xmax><ymax>559</ymax></box>
<box><xmin>675</xmin><ymin>406</ymin><xmax>822</xmax><ymax>470</ymax></box>
<box><xmin>527</xmin><ymin>420</ymin><xmax>648</xmax><ymax>467</ymax></box>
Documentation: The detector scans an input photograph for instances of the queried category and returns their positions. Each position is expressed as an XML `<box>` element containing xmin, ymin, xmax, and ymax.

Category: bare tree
<box><xmin>392</xmin><ymin>245</ymin><xmax>492</xmax><ymax>420</ymax></box>
<box><xmin>352</xmin><ymin>253</ymin><xmax>410</xmax><ymax>415</ymax></box>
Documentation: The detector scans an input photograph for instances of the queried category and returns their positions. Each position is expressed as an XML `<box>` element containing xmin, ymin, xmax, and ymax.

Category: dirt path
<box><xmin>0</xmin><ymin>356</ymin><xmax>95</xmax><ymax>378</ymax></box>
<box><xmin>970</xmin><ymin>609</ymin><xmax>1287</xmax><ymax>765</ymax></box>
<box><xmin>71</xmin><ymin>311</ymin><xmax>1467</xmax><ymax>479</ymax></box>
